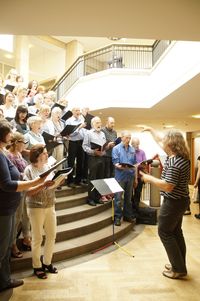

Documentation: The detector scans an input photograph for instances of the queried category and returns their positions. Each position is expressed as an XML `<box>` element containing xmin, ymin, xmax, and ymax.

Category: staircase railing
<box><xmin>52</xmin><ymin>40</ymin><xmax>171</xmax><ymax>100</ymax></box>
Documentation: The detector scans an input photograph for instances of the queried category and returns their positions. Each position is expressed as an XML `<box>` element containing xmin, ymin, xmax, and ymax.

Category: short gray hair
<box><xmin>27</xmin><ymin>116</ymin><xmax>42</xmax><ymax>128</ymax></box>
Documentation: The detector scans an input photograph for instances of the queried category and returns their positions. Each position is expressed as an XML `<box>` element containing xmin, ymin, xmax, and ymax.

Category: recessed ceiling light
<box><xmin>108</xmin><ymin>37</ymin><xmax>122</xmax><ymax>41</ymax></box>
<box><xmin>192</xmin><ymin>114</ymin><xmax>200</xmax><ymax>118</ymax></box>
<box><xmin>163</xmin><ymin>125</ymin><xmax>174</xmax><ymax>128</ymax></box>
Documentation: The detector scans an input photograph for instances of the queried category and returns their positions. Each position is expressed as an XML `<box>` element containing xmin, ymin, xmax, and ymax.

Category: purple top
<box><xmin>135</xmin><ymin>149</ymin><xmax>146</xmax><ymax>163</ymax></box>
<box><xmin>7</xmin><ymin>153</ymin><xmax>27</xmax><ymax>175</ymax></box>
<box><xmin>135</xmin><ymin>149</ymin><xmax>147</xmax><ymax>179</ymax></box>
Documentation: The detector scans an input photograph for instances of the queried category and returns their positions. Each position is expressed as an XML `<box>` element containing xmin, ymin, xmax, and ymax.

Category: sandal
<box><xmin>11</xmin><ymin>251</ymin><xmax>23</xmax><ymax>258</ymax></box>
<box><xmin>34</xmin><ymin>268</ymin><xmax>47</xmax><ymax>279</ymax></box>
<box><xmin>41</xmin><ymin>256</ymin><xmax>58</xmax><ymax>274</ymax></box>
<box><xmin>43</xmin><ymin>263</ymin><xmax>58</xmax><ymax>274</ymax></box>
<box><xmin>21</xmin><ymin>242</ymin><xmax>31</xmax><ymax>251</ymax></box>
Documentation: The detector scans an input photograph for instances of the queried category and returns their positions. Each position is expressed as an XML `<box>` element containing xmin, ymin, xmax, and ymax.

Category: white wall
<box><xmin>132</xmin><ymin>131</ymin><xmax>165</xmax><ymax>160</ymax></box>
<box><xmin>29</xmin><ymin>47</ymin><xmax>66</xmax><ymax>82</ymax></box>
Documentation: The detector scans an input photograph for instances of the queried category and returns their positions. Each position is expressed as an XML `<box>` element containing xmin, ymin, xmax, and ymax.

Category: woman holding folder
<box><xmin>24</xmin><ymin>144</ymin><xmax>58</xmax><ymax>279</ymax></box>
<box><xmin>0</xmin><ymin>120</ymin><xmax>49</xmax><ymax>292</ymax></box>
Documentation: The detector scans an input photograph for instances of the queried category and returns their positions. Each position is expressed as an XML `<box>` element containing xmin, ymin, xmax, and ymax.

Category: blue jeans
<box><xmin>158</xmin><ymin>196</ymin><xmax>189</xmax><ymax>273</ymax></box>
<box><xmin>114</xmin><ymin>178</ymin><xmax>134</xmax><ymax>220</ymax></box>
<box><xmin>0</xmin><ymin>214</ymin><xmax>15</xmax><ymax>290</ymax></box>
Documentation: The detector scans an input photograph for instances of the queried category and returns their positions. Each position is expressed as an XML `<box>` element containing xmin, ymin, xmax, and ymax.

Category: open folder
<box><xmin>120</xmin><ymin>162</ymin><xmax>135</xmax><ymax>168</ymax></box>
<box><xmin>51</xmin><ymin>102</ymin><xmax>65</xmax><ymax>111</ymax></box>
<box><xmin>90</xmin><ymin>141</ymin><xmax>108</xmax><ymax>151</ymax></box>
<box><xmin>39</xmin><ymin>158</ymin><xmax>67</xmax><ymax>178</ymax></box>
<box><xmin>46</xmin><ymin>167</ymin><xmax>73</xmax><ymax>189</ymax></box>
<box><xmin>114</xmin><ymin>137</ymin><xmax>121</xmax><ymax>145</ymax></box>
<box><xmin>91</xmin><ymin>178</ymin><xmax>124</xmax><ymax>196</ymax></box>
<box><xmin>60</xmin><ymin>124</ymin><xmax>81</xmax><ymax>136</ymax></box>
<box><xmin>42</xmin><ymin>131</ymin><xmax>60</xmax><ymax>151</ymax></box>
<box><xmin>4</xmin><ymin>84</ymin><xmax>15</xmax><ymax>92</ymax></box>
<box><xmin>61</xmin><ymin>110</ymin><xmax>73</xmax><ymax>121</ymax></box>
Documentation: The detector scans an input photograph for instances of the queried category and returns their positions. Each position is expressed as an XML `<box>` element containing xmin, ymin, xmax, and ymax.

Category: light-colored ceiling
<box><xmin>1</xmin><ymin>0</ymin><xmax>200</xmax><ymax>133</ymax></box>
<box><xmin>53</xmin><ymin>36</ymin><xmax>155</xmax><ymax>52</ymax></box>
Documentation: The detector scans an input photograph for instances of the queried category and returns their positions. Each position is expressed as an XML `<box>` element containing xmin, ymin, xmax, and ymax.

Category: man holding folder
<box><xmin>82</xmin><ymin>116</ymin><xmax>108</xmax><ymax>206</ymax></box>
<box><xmin>112</xmin><ymin>131</ymin><xmax>137</xmax><ymax>226</ymax></box>
<box><xmin>65</xmin><ymin>107</ymin><xmax>86</xmax><ymax>187</ymax></box>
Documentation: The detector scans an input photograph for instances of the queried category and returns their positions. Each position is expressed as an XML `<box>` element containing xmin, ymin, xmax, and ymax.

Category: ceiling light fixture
<box><xmin>192</xmin><ymin>114</ymin><xmax>200</xmax><ymax>119</ymax></box>
<box><xmin>108</xmin><ymin>37</ymin><xmax>122</xmax><ymax>41</ymax></box>
<box><xmin>163</xmin><ymin>125</ymin><xmax>174</xmax><ymax>129</ymax></box>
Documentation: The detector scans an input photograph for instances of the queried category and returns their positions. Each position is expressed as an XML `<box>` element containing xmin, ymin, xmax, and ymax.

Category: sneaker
<box><xmin>87</xmin><ymin>199</ymin><xmax>96</xmax><ymax>206</ymax></box>
<box><xmin>81</xmin><ymin>179</ymin><xmax>88</xmax><ymax>185</ymax></box>
<box><xmin>68</xmin><ymin>183</ymin><xmax>76</xmax><ymax>188</ymax></box>
<box><xmin>114</xmin><ymin>219</ymin><xmax>121</xmax><ymax>226</ymax></box>
<box><xmin>162</xmin><ymin>270</ymin><xmax>187</xmax><ymax>279</ymax></box>
<box><xmin>165</xmin><ymin>263</ymin><xmax>172</xmax><ymax>271</ymax></box>
<box><xmin>0</xmin><ymin>279</ymin><xmax>24</xmax><ymax>292</ymax></box>
<box><xmin>96</xmin><ymin>199</ymin><xmax>104</xmax><ymax>204</ymax></box>
<box><xmin>123</xmin><ymin>216</ymin><xmax>136</xmax><ymax>223</ymax></box>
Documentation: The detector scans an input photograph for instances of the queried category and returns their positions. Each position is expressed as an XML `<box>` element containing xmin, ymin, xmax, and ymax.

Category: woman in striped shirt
<box><xmin>140</xmin><ymin>127</ymin><xmax>190</xmax><ymax>280</ymax></box>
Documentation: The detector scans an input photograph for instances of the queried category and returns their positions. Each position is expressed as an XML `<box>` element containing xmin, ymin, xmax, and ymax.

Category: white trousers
<box><xmin>27</xmin><ymin>206</ymin><xmax>57</xmax><ymax>268</ymax></box>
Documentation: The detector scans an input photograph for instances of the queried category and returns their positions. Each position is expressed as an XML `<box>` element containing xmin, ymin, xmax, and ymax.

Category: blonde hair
<box><xmin>8</xmin><ymin>132</ymin><xmax>25</xmax><ymax>151</ymax></box>
<box><xmin>38</xmin><ymin>104</ymin><xmax>51</xmax><ymax>114</ymax></box>
<box><xmin>27</xmin><ymin>116</ymin><xmax>42</xmax><ymax>128</ymax></box>
<box><xmin>163</xmin><ymin>130</ymin><xmax>190</xmax><ymax>160</ymax></box>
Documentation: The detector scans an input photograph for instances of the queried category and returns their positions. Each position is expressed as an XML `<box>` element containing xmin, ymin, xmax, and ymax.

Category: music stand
<box><xmin>91</xmin><ymin>178</ymin><xmax>134</xmax><ymax>257</ymax></box>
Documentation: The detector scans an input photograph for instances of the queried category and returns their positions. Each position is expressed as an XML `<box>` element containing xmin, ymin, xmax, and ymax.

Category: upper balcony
<box><xmin>52</xmin><ymin>40</ymin><xmax>200</xmax><ymax>111</ymax></box>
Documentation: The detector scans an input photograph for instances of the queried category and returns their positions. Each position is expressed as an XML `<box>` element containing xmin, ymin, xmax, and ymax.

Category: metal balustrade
<box><xmin>52</xmin><ymin>40</ymin><xmax>171</xmax><ymax>99</ymax></box>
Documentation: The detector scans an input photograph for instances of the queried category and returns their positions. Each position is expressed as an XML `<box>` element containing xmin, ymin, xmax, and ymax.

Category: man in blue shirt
<box><xmin>112</xmin><ymin>131</ymin><xmax>137</xmax><ymax>226</ymax></box>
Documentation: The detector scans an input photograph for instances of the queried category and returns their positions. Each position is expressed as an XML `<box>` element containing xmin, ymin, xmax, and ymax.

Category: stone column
<box><xmin>65</xmin><ymin>40</ymin><xmax>84</xmax><ymax>70</ymax></box>
<box><xmin>15</xmin><ymin>36</ymin><xmax>30</xmax><ymax>86</ymax></box>
<box><xmin>150</xmin><ymin>160</ymin><xmax>161</xmax><ymax>207</ymax></box>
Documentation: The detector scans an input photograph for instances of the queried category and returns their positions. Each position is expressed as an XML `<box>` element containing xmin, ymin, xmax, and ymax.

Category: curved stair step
<box><xmin>11</xmin><ymin>221</ymin><xmax>133</xmax><ymax>271</ymax></box>
<box><xmin>56</xmin><ymin>201</ymin><xmax>112</xmax><ymax>225</ymax></box>
<box><xmin>55</xmin><ymin>192</ymin><xmax>87</xmax><ymax>210</ymax></box>
<box><xmin>56</xmin><ymin>209</ymin><xmax>112</xmax><ymax>241</ymax></box>
<box><xmin>55</xmin><ymin>185</ymin><xmax>87</xmax><ymax>198</ymax></box>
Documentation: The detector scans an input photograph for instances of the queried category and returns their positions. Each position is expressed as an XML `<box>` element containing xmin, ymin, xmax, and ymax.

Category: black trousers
<box><xmin>132</xmin><ymin>178</ymin><xmax>144</xmax><ymax>217</ymax></box>
<box><xmin>82</xmin><ymin>151</ymin><xmax>88</xmax><ymax>180</ymax></box>
<box><xmin>103</xmin><ymin>156</ymin><xmax>114</xmax><ymax>178</ymax></box>
<box><xmin>67</xmin><ymin>140</ymin><xmax>83</xmax><ymax>184</ymax></box>
<box><xmin>88</xmin><ymin>156</ymin><xmax>105</xmax><ymax>201</ymax></box>
<box><xmin>158</xmin><ymin>196</ymin><xmax>189</xmax><ymax>273</ymax></box>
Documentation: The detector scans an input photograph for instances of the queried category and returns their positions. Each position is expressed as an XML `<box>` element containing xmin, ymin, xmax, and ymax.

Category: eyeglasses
<box><xmin>17</xmin><ymin>140</ymin><xmax>27</xmax><ymax>144</ymax></box>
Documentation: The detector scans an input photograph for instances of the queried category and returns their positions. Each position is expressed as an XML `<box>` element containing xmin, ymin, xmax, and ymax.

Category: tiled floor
<box><xmin>1</xmin><ymin>201</ymin><xmax>200</xmax><ymax>301</ymax></box>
